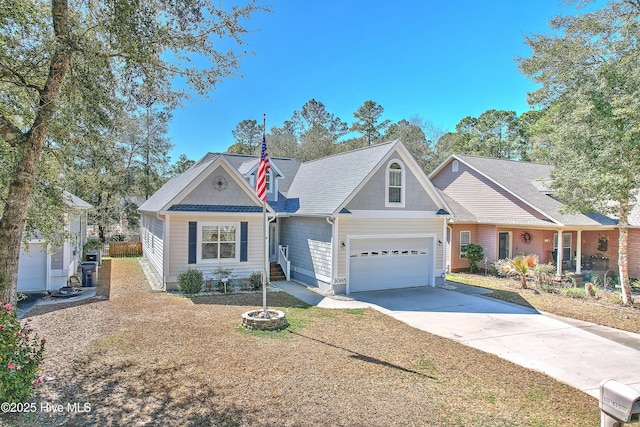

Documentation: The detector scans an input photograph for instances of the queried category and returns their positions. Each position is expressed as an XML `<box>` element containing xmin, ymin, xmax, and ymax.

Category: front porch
<box><xmin>550</xmin><ymin>229</ymin><xmax>617</xmax><ymax>279</ymax></box>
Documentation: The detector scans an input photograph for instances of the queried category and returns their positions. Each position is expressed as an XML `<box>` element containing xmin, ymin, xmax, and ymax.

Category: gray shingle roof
<box><xmin>167</xmin><ymin>205</ymin><xmax>263</xmax><ymax>213</ymax></box>
<box><xmin>139</xmin><ymin>140</ymin><xmax>438</xmax><ymax>217</ymax></box>
<box><xmin>449</xmin><ymin>155</ymin><xmax>618</xmax><ymax>227</ymax></box>
<box><xmin>63</xmin><ymin>191</ymin><xmax>92</xmax><ymax>209</ymax></box>
<box><xmin>285</xmin><ymin>141</ymin><xmax>400</xmax><ymax>215</ymax></box>
<box><xmin>139</xmin><ymin>155</ymin><xmax>219</xmax><ymax>213</ymax></box>
<box><xmin>437</xmin><ymin>190</ymin><xmax>475</xmax><ymax>222</ymax></box>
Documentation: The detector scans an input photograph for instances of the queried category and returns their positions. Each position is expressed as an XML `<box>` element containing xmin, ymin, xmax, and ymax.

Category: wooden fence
<box><xmin>108</xmin><ymin>242</ymin><xmax>143</xmax><ymax>258</ymax></box>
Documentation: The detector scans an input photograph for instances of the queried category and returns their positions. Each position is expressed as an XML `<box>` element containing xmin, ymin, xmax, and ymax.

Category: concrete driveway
<box><xmin>276</xmin><ymin>281</ymin><xmax>640</xmax><ymax>398</ymax></box>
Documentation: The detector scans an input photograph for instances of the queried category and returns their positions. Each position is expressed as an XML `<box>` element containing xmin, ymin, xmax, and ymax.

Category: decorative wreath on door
<box><xmin>520</xmin><ymin>231</ymin><xmax>533</xmax><ymax>244</ymax></box>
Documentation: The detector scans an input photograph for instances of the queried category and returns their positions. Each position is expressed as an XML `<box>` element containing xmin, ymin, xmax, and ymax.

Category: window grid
<box><xmin>460</xmin><ymin>231</ymin><xmax>471</xmax><ymax>258</ymax></box>
<box><xmin>201</xmin><ymin>225</ymin><xmax>237</xmax><ymax>260</ymax></box>
<box><xmin>387</xmin><ymin>162</ymin><xmax>403</xmax><ymax>205</ymax></box>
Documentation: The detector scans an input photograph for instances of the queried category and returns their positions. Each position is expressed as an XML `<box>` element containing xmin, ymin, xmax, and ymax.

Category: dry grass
<box><xmin>448</xmin><ymin>273</ymin><xmax>640</xmax><ymax>334</ymax></box>
<box><xmin>1</xmin><ymin>258</ymin><xmax>600</xmax><ymax>426</ymax></box>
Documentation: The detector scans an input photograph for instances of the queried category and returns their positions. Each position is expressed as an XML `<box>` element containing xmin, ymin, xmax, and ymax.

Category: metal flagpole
<box><xmin>262</xmin><ymin>113</ymin><xmax>268</xmax><ymax>317</ymax></box>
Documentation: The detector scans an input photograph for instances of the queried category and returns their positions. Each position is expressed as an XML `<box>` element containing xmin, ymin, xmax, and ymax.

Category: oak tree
<box><xmin>0</xmin><ymin>0</ymin><xmax>266</xmax><ymax>304</ymax></box>
<box><xmin>519</xmin><ymin>0</ymin><xmax>640</xmax><ymax>304</ymax></box>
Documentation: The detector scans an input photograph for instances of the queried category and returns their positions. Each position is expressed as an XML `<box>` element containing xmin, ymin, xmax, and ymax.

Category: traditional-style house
<box><xmin>17</xmin><ymin>191</ymin><xmax>92</xmax><ymax>292</ymax></box>
<box><xmin>429</xmin><ymin>154</ymin><xmax>632</xmax><ymax>279</ymax></box>
<box><xmin>139</xmin><ymin>141</ymin><xmax>452</xmax><ymax>293</ymax></box>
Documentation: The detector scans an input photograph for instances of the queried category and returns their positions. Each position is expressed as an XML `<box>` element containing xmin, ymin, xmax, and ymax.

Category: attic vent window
<box><xmin>452</xmin><ymin>160</ymin><xmax>459</xmax><ymax>172</ymax></box>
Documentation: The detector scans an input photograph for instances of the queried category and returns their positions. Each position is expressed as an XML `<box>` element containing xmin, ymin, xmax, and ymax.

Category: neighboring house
<box><xmin>428</xmin><ymin>154</ymin><xmax>636</xmax><ymax>278</ymax></box>
<box><xmin>17</xmin><ymin>191</ymin><xmax>92</xmax><ymax>292</ymax></box>
<box><xmin>138</xmin><ymin>140</ymin><xmax>452</xmax><ymax>294</ymax></box>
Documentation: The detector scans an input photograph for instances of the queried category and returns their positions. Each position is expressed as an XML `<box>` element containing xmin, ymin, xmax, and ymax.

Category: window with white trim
<box><xmin>386</xmin><ymin>160</ymin><xmax>405</xmax><ymax>207</ymax></box>
<box><xmin>265</xmin><ymin>169</ymin><xmax>272</xmax><ymax>192</ymax></box>
<box><xmin>250</xmin><ymin>169</ymin><xmax>273</xmax><ymax>193</ymax></box>
<box><xmin>198</xmin><ymin>222</ymin><xmax>239</xmax><ymax>262</ymax></box>
<box><xmin>452</xmin><ymin>160</ymin><xmax>459</xmax><ymax>172</ymax></box>
<box><xmin>460</xmin><ymin>231</ymin><xmax>471</xmax><ymax>258</ymax></box>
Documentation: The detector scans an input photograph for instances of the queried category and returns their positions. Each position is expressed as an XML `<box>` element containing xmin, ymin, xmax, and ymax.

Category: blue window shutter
<box><xmin>240</xmin><ymin>221</ymin><xmax>248</xmax><ymax>262</ymax></box>
<box><xmin>188</xmin><ymin>222</ymin><xmax>197</xmax><ymax>264</ymax></box>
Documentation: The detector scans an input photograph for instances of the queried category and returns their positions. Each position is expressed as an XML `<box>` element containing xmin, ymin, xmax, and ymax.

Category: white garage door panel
<box><xmin>349</xmin><ymin>237</ymin><xmax>431</xmax><ymax>293</ymax></box>
<box><xmin>18</xmin><ymin>244</ymin><xmax>47</xmax><ymax>291</ymax></box>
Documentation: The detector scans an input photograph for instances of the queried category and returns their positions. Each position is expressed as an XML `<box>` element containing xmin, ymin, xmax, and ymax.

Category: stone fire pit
<box><xmin>241</xmin><ymin>309</ymin><xmax>288</xmax><ymax>331</ymax></box>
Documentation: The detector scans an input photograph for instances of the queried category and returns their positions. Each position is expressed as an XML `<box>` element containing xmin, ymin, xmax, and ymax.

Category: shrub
<box><xmin>249</xmin><ymin>271</ymin><xmax>263</xmax><ymax>291</ymax></box>
<box><xmin>495</xmin><ymin>254</ymin><xmax>538</xmax><ymax>289</ymax></box>
<box><xmin>531</xmin><ymin>262</ymin><xmax>556</xmax><ymax>292</ymax></box>
<box><xmin>561</xmin><ymin>287</ymin><xmax>586</xmax><ymax>299</ymax></box>
<box><xmin>461</xmin><ymin>243</ymin><xmax>484</xmax><ymax>273</ymax></box>
<box><xmin>177</xmin><ymin>268</ymin><xmax>203</xmax><ymax>294</ymax></box>
<box><xmin>84</xmin><ymin>239</ymin><xmax>103</xmax><ymax>251</ymax></box>
<box><xmin>0</xmin><ymin>303</ymin><xmax>45</xmax><ymax>403</ymax></box>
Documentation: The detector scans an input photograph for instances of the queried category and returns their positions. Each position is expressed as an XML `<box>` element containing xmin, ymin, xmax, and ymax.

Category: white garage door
<box><xmin>18</xmin><ymin>243</ymin><xmax>47</xmax><ymax>292</ymax></box>
<box><xmin>348</xmin><ymin>237</ymin><xmax>432</xmax><ymax>293</ymax></box>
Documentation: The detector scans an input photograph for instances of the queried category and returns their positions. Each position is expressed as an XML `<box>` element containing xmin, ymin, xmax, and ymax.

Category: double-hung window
<box><xmin>460</xmin><ymin>231</ymin><xmax>471</xmax><ymax>258</ymax></box>
<box><xmin>386</xmin><ymin>160</ymin><xmax>405</xmax><ymax>207</ymax></box>
<box><xmin>199</xmin><ymin>223</ymin><xmax>238</xmax><ymax>262</ymax></box>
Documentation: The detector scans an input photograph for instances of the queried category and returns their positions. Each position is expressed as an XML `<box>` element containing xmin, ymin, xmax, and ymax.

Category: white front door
<box><xmin>348</xmin><ymin>237</ymin><xmax>432</xmax><ymax>293</ymax></box>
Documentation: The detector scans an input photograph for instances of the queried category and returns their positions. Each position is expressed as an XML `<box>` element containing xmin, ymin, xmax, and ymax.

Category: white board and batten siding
<box><xmin>338</xmin><ymin>217</ymin><xmax>445</xmax><ymax>293</ymax></box>
<box><xmin>166</xmin><ymin>214</ymin><xmax>264</xmax><ymax>290</ymax></box>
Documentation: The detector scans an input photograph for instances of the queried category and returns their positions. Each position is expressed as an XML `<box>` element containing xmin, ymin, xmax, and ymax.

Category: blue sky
<box><xmin>168</xmin><ymin>0</ymin><xmax>575</xmax><ymax>161</ymax></box>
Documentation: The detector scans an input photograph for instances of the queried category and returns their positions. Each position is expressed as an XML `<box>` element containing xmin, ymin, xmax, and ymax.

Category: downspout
<box><xmin>326</xmin><ymin>216</ymin><xmax>336</xmax><ymax>294</ymax></box>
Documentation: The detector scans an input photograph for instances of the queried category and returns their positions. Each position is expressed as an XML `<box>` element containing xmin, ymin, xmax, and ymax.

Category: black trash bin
<box><xmin>81</xmin><ymin>261</ymin><xmax>98</xmax><ymax>287</ymax></box>
<box><xmin>86</xmin><ymin>249</ymin><xmax>101</xmax><ymax>265</ymax></box>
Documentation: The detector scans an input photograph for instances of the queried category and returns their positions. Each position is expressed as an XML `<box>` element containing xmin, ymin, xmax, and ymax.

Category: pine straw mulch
<box><xmin>447</xmin><ymin>273</ymin><xmax>640</xmax><ymax>334</ymax></box>
<box><xmin>1</xmin><ymin>258</ymin><xmax>600</xmax><ymax>427</ymax></box>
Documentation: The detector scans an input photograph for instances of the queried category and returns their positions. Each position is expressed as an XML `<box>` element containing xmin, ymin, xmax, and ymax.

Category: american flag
<box><xmin>256</xmin><ymin>133</ymin><xmax>270</xmax><ymax>202</ymax></box>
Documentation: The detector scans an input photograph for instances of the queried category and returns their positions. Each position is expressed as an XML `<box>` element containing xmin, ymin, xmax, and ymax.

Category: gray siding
<box><xmin>346</xmin><ymin>157</ymin><xmax>439</xmax><ymax>211</ymax></box>
<box><xmin>280</xmin><ymin>217</ymin><xmax>332</xmax><ymax>286</ymax></box>
<box><xmin>179</xmin><ymin>166</ymin><xmax>256</xmax><ymax>206</ymax></box>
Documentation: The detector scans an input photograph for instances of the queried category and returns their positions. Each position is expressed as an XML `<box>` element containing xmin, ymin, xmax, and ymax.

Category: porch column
<box><xmin>575</xmin><ymin>230</ymin><xmax>582</xmax><ymax>274</ymax></box>
<box><xmin>556</xmin><ymin>229</ymin><xmax>563</xmax><ymax>276</ymax></box>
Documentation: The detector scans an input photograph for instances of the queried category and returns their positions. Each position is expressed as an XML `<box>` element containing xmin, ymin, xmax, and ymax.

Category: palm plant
<box><xmin>496</xmin><ymin>254</ymin><xmax>539</xmax><ymax>289</ymax></box>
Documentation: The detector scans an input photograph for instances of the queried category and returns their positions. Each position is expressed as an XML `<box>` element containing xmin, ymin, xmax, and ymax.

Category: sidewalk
<box><xmin>274</xmin><ymin>280</ymin><xmax>640</xmax><ymax>399</ymax></box>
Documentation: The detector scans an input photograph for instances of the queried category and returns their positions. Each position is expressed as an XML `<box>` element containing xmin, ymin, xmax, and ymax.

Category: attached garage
<box><xmin>18</xmin><ymin>243</ymin><xmax>48</xmax><ymax>292</ymax></box>
<box><xmin>347</xmin><ymin>236</ymin><xmax>434</xmax><ymax>293</ymax></box>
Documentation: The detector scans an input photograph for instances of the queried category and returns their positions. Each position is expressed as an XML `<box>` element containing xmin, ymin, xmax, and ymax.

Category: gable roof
<box><xmin>63</xmin><ymin>191</ymin><xmax>92</xmax><ymax>210</ymax></box>
<box><xmin>285</xmin><ymin>141</ymin><xmax>397</xmax><ymax>215</ymax></box>
<box><xmin>140</xmin><ymin>141</ymin><xmax>450</xmax><ymax>216</ymax></box>
<box><xmin>431</xmin><ymin>154</ymin><xmax>617</xmax><ymax>227</ymax></box>
<box><xmin>138</xmin><ymin>154</ymin><xmax>269</xmax><ymax>214</ymax></box>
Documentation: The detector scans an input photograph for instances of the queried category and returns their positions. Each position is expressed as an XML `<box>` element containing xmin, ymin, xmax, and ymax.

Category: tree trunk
<box><xmin>0</xmin><ymin>0</ymin><xmax>71</xmax><ymax>306</ymax></box>
<box><xmin>618</xmin><ymin>201</ymin><xmax>632</xmax><ymax>305</ymax></box>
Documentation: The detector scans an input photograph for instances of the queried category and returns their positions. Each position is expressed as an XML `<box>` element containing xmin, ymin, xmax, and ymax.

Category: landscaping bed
<box><xmin>447</xmin><ymin>273</ymin><xmax>640</xmax><ymax>334</ymax></box>
<box><xmin>1</xmin><ymin>259</ymin><xmax>600</xmax><ymax>426</ymax></box>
